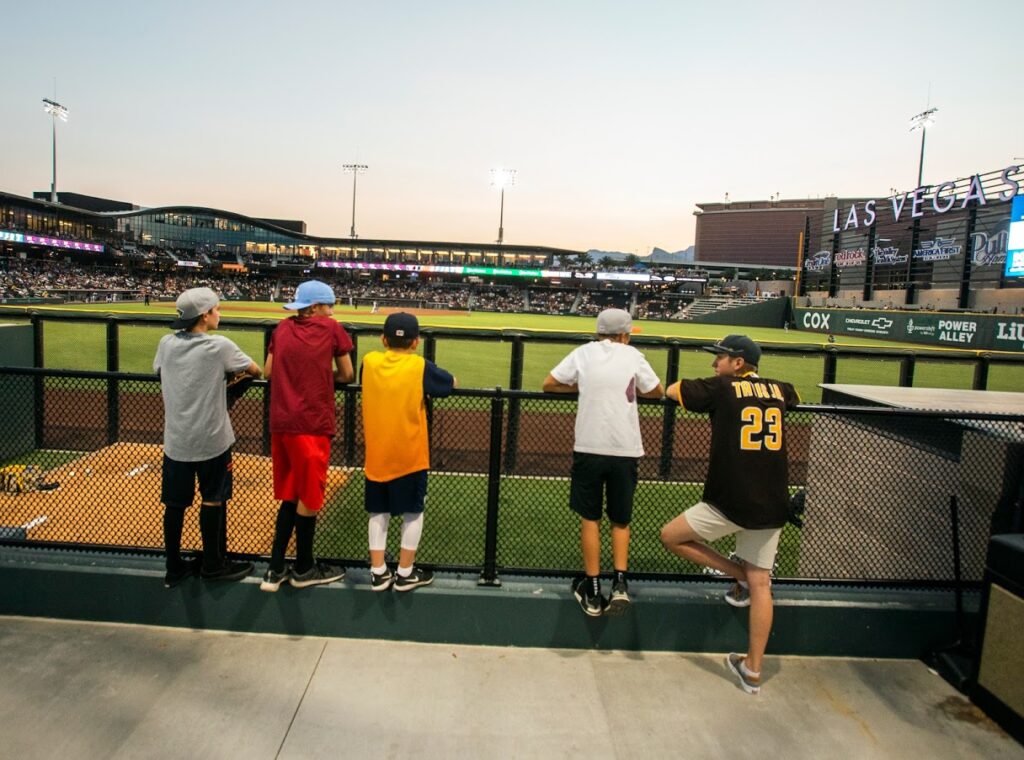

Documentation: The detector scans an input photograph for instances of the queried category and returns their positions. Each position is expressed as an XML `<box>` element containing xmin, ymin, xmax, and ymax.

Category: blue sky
<box><xmin>2</xmin><ymin>1</ymin><xmax>1021</xmax><ymax>252</ymax></box>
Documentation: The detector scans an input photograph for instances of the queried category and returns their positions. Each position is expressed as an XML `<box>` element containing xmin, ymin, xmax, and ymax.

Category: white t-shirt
<box><xmin>549</xmin><ymin>340</ymin><xmax>661</xmax><ymax>458</ymax></box>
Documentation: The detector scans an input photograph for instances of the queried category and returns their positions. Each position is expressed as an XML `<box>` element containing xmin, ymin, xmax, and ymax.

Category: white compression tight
<box><xmin>367</xmin><ymin>512</ymin><xmax>425</xmax><ymax>552</ymax></box>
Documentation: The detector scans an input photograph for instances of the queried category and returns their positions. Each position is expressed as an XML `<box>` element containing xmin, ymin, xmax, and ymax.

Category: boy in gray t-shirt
<box><xmin>154</xmin><ymin>287</ymin><xmax>261</xmax><ymax>588</ymax></box>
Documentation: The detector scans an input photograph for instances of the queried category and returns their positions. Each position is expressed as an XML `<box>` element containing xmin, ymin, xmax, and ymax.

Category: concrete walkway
<box><xmin>0</xmin><ymin>616</ymin><xmax>1018</xmax><ymax>760</ymax></box>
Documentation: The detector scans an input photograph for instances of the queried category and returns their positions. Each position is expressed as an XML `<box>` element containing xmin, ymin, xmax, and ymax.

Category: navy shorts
<box><xmin>364</xmin><ymin>470</ymin><xmax>428</xmax><ymax>516</ymax></box>
<box><xmin>569</xmin><ymin>452</ymin><xmax>638</xmax><ymax>524</ymax></box>
<box><xmin>161</xmin><ymin>449</ymin><xmax>233</xmax><ymax>509</ymax></box>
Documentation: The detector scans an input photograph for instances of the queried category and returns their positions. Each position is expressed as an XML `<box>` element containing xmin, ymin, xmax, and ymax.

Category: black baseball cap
<box><xmin>384</xmin><ymin>312</ymin><xmax>420</xmax><ymax>340</ymax></box>
<box><xmin>702</xmin><ymin>334</ymin><xmax>761</xmax><ymax>366</ymax></box>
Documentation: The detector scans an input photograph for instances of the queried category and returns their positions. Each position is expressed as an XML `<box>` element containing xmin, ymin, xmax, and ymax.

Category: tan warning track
<box><xmin>0</xmin><ymin>442</ymin><xmax>352</xmax><ymax>554</ymax></box>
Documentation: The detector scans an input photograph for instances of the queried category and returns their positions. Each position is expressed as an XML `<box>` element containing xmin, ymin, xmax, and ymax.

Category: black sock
<box><xmin>586</xmin><ymin>573</ymin><xmax>600</xmax><ymax>597</ymax></box>
<box><xmin>614</xmin><ymin>569</ymin><xmax>627</xmax><ymax>584</ymax></box>
<box><xmin>294</xmin><ymin>514</ymin><xmax>317</xmax><ymax>574</ymax></box>
<box><xmin>269</xmin><ymin>501</ymin><xmax>297</xmax><ymax>573</ymax></box>
<box><xmin>199</xmin><ymin>506</ymin><xmax>223</xmax><ymax>571</ymax></box>
<box><xmin>163</xmin><ymin>507</ymin><xmax>185</xmax><ymax>571</ymax></box>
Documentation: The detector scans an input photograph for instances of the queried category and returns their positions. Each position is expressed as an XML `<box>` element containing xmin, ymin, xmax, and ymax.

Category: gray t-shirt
<box><xmin>153</xmin><ymin>332</ymin><xmax>253</xmax><ymax>462</ymax></box>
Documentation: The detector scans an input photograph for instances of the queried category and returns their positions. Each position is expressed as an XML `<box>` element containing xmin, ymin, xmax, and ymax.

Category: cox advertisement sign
<box><xmin>794</xmin><ymin>307</ymin><xmax>1024</xmax><ymax>351</ymax></box>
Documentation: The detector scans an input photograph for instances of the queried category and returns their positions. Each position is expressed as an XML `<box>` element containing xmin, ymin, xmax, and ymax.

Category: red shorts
<box><xmin>271</xmin><ymin>433</ymin><xmax>331</xmax><ymax>511</ymax></box>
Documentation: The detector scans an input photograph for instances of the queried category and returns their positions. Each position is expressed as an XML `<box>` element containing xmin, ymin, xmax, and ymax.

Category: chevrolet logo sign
<box><xmin>870</xmin><ymin>318</ymin><xmax>894</xmax><ymax>330</ymax></box>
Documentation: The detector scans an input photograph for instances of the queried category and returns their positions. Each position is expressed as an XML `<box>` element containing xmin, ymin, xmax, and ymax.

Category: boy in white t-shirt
<box><xmin>543</xmin><ymin>308</ymin><xmax>664</xmax><ymax>616</ymax></box>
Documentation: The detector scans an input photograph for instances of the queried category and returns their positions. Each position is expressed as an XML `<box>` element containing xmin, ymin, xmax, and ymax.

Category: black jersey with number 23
<box><xmin>677</xmin><ymin>374</ymin><xmax>800</xmax><ymax>530</ymax></box>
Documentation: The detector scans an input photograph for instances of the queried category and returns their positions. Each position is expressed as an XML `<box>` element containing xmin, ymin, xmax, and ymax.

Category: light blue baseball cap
<box><xmin>284</xmin><ymin>280</ymin><xmax>336</xmax><ymax>310</ymax></box>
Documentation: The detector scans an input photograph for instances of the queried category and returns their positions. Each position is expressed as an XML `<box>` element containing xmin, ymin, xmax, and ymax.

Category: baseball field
<box><xmin>3</xmin><ymin>299</ymin><xmax>1021</xmax><ymax>402</ymax></box>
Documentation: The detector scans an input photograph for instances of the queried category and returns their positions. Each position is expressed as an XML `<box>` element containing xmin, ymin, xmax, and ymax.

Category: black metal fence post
<box><xmin>822</xmin><ymin>349</ymin><xmax>838</xmax><ymax>385</ymax></box>
<box><xmin>503</xmin><ymin>335</ymin><xmax>524</xmax><ymax>472</ymax></box>
<box><xmin>899</xmin><ymin>355</ymin><xmax>916</xmax><ymax>387</ymax></box>
<box><xmin>972</xmin><ymin>356</ymin><xmax>989</xmax><ymax>391</ymax></box>
<box><xmin>261</xmin><ymin>326</ymin><xmax>273</xmax><ymax>456</ymax></box>
<box><xmin>479</xmin><ymin>392</ymin><xmax>504</xmax><ymax>586</ymax></box>
<box><xmin>105</xmin><ymin>319</ymin><xmax>119</xmax><ymax>445</ymax></box>
<box><xmin>343</xmin><ymin>386</ymin><xmax>358</xmax><ymax>466</ymax></box>
<box><xmin>659</xmin><ymin>345</ymin><xmax>681</xmax><ymax>479</ymax></box>
<box><xmin>31</xmin><ymin>315</ymin><xmax>44</xmax><ymax>448</ymax></box>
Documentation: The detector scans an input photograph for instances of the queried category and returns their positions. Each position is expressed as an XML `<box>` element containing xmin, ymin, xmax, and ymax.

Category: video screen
<box><xmin>1006</xmin><ymin>195</ymin><xmax>1024</xmax><ymax>278</ymax></box>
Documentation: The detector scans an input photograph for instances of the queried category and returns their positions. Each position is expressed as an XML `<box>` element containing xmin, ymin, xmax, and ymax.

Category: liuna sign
<box><xmin>794</xmin><ymin>306</ymin><xmax>1024</xmax><ymax>352</ymax></box>
<box><xmin>832</xmin><ymin>165</ymin><xmax>1022</xmax><ymax>232</ymax></box>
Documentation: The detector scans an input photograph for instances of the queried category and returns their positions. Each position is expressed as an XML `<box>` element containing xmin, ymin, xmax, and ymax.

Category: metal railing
<box><xmin>1</xmin><ymin>365</ymin><xmax>1021</xmax><ymax>587</ymax></box>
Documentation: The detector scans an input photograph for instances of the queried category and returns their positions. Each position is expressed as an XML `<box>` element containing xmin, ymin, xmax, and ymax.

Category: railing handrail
<box><xmin>6</xmin><ymin>308</ymin><xmax>1024</xmax><ymax>362</ymax></box>
<box><xmin>2</xmin><ymin>364</ymin><xmax>1023</xmax><ymax>422</ymax></box>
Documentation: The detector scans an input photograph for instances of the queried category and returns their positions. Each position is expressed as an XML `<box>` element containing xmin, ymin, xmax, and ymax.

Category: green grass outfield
<box><xmin>1</xmin><ymin>300</ymin><xmax>1021</xmax><ymax>402</ymax></box>
<box><xmin>314</xmin><ymin>469</ymin><xmax>801</xmax><ymax>576</ymax></box>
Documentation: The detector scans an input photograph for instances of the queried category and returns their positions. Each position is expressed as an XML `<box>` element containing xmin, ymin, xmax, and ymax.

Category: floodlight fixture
<box><xmin>909</xmin><ymin>106</ymin><xmax>938</xmax><ymax>188</ymax></box>
<box><xmin>342</xmin><ymin>163</ymin><xmax>368</xmax><ymax>238</ymax></box>
<box><xmin>490</xmin><ymin>167</ymin><xmax>516</xmax><ymax>244</ymax></box>
<box><xmin>42</xmin><ymin>98</ymin><xmax>69</xmax><ymax>203</ymax></box>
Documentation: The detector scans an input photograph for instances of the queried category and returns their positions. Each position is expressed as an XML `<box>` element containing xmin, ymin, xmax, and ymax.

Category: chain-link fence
<box><xmin>1</xmin><ymin>365</ymin><xmax>1021</xmax><ymax>586</ymax></box>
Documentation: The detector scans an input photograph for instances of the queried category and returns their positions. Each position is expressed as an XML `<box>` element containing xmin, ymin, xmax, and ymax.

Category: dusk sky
<box><xmin>3</xmin><ymin>1</ymin><xmax>1022</xmax><ymax>253</ymax></box>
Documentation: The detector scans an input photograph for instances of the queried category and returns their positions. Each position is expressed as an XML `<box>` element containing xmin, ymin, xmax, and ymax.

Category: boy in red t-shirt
<box><xmin>260</xmin><ymin>280</ymin><xmax>355</xmax><ymax>592</ymax></box>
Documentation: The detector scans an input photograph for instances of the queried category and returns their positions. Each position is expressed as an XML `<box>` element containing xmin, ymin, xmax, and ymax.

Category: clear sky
<box><xmin>2</xmin><ymin>1</ymin><xmax>1021</xmax><ymax>253</ymax></box>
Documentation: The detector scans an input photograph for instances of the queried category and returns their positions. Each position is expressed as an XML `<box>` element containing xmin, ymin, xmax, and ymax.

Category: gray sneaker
<box><xmin>260</xmin><ymin>565</ymin><xmax>291</xmax><ymax>592</ymax></box>
<box><xmin>571</xmin><ymin>576</ymin><xmax>607</xmax><ymax>617</ymax></box>
<box><xmin>726</xmin><ymin>653</ymin><xmax>761</xmax><ymax>694</ymax></box>
<box><xmin>289</xmin><ymin>562</ymin><xmax>345</xmax><ymax>589</ymax></box>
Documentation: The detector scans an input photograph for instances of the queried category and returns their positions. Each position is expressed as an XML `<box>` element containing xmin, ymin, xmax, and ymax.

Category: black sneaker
<box><xmin>393</xmin><ymin>566</ymin><xmax>433</xmax><ymax>592</ymax></box>
<box><xmin>289</xmin><ymin>562</ymin><xmax>345</xmax><ymax>589</ymax></box>
<box><xmin>571</xmin><ymin>576</ymin><xmax>607</xmax><ymax>617</ymax></box>
<box><xmin>260</xmin><ymin>565</ymin><xmax>291</xmax><ymax>592</ymax></box>
<box><xmin>164</xmin><ymin>557</ymin><xmax>200</xmax><ymax>589</ymax></box>
<box><xmin>607</xmin><ymin>577</ymin><xmax>631</xmax><ymax>616</ymax></box>
<box><xmin>200</xmin><ymin>559</ymin><xmax>254</xmax><ymax>582</ymax></box>
<box><xmin>370</xmin><ymin>567</ymin><xmax>395</xmax><ymax>592</ymax></box>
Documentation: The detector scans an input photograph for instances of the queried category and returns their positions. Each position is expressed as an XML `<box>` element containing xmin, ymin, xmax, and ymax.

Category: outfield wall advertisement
<box><xmin>793</xmin><ymin>307</ymin><xmax>1024</xmax><ymax>352</ymax></box>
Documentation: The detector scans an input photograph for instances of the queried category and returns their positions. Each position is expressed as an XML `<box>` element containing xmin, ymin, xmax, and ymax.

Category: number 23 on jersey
<box><xmin>739</xmin><ymin>406</ymin><xmax>782</xmax><ymax>451</ymax></box>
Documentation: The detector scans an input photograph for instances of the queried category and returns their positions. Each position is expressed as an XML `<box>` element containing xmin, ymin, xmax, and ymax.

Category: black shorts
<box><xmin>364</xmin><ymin>470</ymin><xmax>428</xmax><ymax>516</ymax></box>
<box><xmin>569</xmin><ymin>452</ymin><xmax>638</xmax><ymax>524</ymax></box>
<box><xmin>161</xmin><ymin>449</ymin><xmax>233</xmax><ymax>509</ymax></box>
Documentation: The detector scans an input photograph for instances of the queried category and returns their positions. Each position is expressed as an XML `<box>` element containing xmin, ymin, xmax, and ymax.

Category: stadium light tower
<box><xmin>342</xmin><ymin>163</ymin><xmax>368</xmax><ymax>238</ymax></box>
<box><xmin>491</xmin><ymin>167</ymin><xmax>516</xmax><ymax>244</ymax></box>
<box><xmin>909</xmin><ymin>107</ymin><xmax>937</xmax><ymax>188</ymax></box>
<box><xmin>42</xmin><ymin>98</ymin><xmax>69</xmax><ymax>203</ymax></box>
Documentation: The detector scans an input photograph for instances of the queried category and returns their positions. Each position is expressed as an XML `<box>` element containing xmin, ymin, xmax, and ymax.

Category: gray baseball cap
<box><xmin>171</xmin><ymin>287</ymin><xmax>219</xmax><ymax>329</ymax></box>
<box><xmin>596</xmin><ymin>308</ymin><xmax>633</xmax><ymax>335</ymax></box>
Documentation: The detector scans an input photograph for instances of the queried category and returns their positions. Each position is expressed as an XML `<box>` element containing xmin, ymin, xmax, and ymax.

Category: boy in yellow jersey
<box><xmin>361</xmin><ymin>312</ymin><xmax>456</xmax><ymax>591</ymax></box>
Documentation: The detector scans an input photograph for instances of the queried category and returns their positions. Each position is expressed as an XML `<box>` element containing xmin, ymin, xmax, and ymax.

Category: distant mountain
<box><xmin>583</xmin><ymin>246</ymin><xmax>695</xmax><ymax>265</ymax></box>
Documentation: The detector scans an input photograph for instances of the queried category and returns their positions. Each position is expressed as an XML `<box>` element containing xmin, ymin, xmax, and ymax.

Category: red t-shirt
<box><xmin>268</xmin><ymin>316</ymin><xmax>353</xmax><ymax>436</ymax></box>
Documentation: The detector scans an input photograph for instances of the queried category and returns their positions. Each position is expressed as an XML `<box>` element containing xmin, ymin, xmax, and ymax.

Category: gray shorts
<box><xmin>684</xmin><ymin>501</ymin><xmax>781</xmax><ymax>570</ymax></box>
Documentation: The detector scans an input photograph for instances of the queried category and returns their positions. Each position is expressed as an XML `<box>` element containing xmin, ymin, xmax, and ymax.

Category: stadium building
<box><xmin>693</xmin><ymin>197</ymin><xmax>832</xmax><ymax>267</ymax></box>
<box><xmin>799</xmin><ymin>165</ymin><xmax>1024</xmax><ymax>313</ymax></box>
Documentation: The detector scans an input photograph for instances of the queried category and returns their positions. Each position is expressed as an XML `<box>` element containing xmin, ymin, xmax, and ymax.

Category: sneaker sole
<box><xmin>725</xmin><ymin>655</ymin><xmax>760</xmax><ymax>695</ymax></box>
<box><xmin>606</xmin><ymin>595</ymin><xmax>631</xmax><ymax>616</ymax></box>
<box><xmin>724</xmin><ymin>595</ymin><xmax>751</xmax><ymax>608</ymax></box>
<box><xmin>394</xmin><ymin>577</ymin><xmax>433</xmax><ymax>592</ymax></box>
<box><xmin>371</xmin><ymin>580</ymin><xmax>395</xmax><ymax>592</ymax></box>
<box><xmin>290</xmin><ymin>573</ymin><xmax>345</xmax><ymax>589</ymax></box>
<box><xmin>573</xmin><ymin>589</ymin><xmax>604</xmax><ymax>617</ymax></box>
<box><xmin>260</xmin><ymin>578</ymin><xmax>288</xmax><ymax>592</ymax></box>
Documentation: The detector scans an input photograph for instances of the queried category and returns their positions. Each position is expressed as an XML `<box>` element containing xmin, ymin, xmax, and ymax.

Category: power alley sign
<box><xmin>794</xmin><ymin>307</ymin><xmax>1024</xmax><ymax>351</ymax></box>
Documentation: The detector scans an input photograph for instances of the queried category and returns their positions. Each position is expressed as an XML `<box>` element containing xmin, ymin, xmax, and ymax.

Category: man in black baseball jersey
<box><xmin>660</xmin><ymin>335</ymin><xmax>799</xmax><ymax>694</ymax></box>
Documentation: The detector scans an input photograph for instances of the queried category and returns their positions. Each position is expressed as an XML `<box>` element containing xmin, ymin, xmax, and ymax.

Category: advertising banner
<box><xmin>794</xmin><ymin>307</ymin><xmax>1024</xmax><ymax>352</ymax></box>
